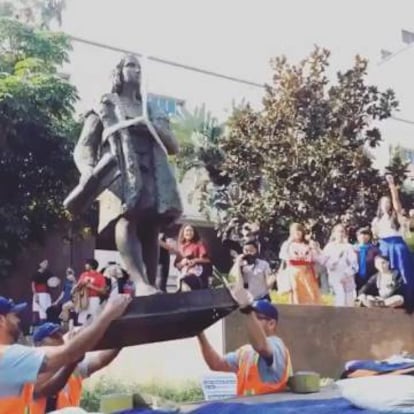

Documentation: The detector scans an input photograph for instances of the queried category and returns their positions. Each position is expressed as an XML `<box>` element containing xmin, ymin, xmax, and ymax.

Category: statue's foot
<box><xmin>135</xmin><ymin>283</ymin><xmax>160</xmax><ymax>296</ymax></box>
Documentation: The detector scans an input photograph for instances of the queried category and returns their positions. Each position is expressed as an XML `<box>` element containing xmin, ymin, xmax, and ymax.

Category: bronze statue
<box><xmin>64</xmin><ymin>54</ymin><xmax>183</xmax><ymax>295</ymax></box>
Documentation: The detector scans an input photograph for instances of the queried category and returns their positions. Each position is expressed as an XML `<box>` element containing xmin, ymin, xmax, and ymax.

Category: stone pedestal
<box><xmin>224</xmin><ymin>304</ymin><xmax>414</xmax><ymax>378</ymax></box>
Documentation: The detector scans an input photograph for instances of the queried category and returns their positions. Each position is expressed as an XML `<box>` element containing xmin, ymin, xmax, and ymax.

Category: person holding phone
<box><xmin>231</xmin><ymin>241</ymin><xmax>274</xmax><ymax>301</ymax></box>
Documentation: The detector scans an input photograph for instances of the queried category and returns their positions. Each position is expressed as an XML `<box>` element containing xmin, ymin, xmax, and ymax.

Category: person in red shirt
<box><xmin>74</xmin><ymin>259</ymin><xmax>106</xmax><ymax>325</ymax></box>
<box><xmin>174</xmin><ymin>224</ymin><xmax>212</xmax><ymax>291</ymax></box>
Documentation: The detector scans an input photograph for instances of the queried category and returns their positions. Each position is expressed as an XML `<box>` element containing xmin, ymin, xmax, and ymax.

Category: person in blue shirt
<box><xmin>354</xmin><ymin>227</ymin><xmax>380</xmax><ymax>291</ymax></box>
<box><xmin>0</xmin><ymin>294</ymin><xmax>130</xmax><ymax>410</ymax></box>
<box><xmin>54</xmin><ymin>267</ymin><xmax>78</xmax><ymax>327</ymax></box>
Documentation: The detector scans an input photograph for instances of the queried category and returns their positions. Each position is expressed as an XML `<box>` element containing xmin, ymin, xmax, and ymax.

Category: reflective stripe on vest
<box><xmin>236</xmin><ymin>344</ymin><xmax>292</xmax><ymax>396</ymax></box>
<box><xmin>0</xmin><ymin>383</ymin><xmax>33</xmax><ymax>414</ymax></box>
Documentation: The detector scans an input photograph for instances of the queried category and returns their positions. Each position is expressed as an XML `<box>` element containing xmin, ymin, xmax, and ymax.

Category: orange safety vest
<box><xmin>57</xmin><ymin>373</ymin><xmax>83</xmax><ymax>408</ymax></box>
<box><xmin>30</xmin><ymin>396</ymin><xmax>46</xmax><ymax>414</ymax></box>
<box><xmin>0</xmin><ymin>383</ymin><xmax>33</xmax><ymax>414</ymax></box>
<box><xmin>30</xmin><ymin>373</ymin><xmax>83</xmax><ymax>414</ymax></box>
<box><xmin>236</xmin><ymin>343</ymin><xmax>292</xmax><ymax>396</ymax></box>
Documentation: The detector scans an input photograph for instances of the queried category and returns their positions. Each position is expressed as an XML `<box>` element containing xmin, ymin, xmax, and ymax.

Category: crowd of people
<box><xmin>276</xmin><ymin>175</ymin><xmax>414</xmax><ymax>311</ymax></box>
<box><xmin>1</xmin><ymin>289</ymin><xmax>291</xmax><ymax>412</ymax></box>
<box><xmin>4</xmin><ymin>174</ymin><xmax>414</xmax><ymax>412</ymax></box>
<box><xmin>30</xmin><ymin>174</ymin><xmax>414</xmax><ymax>338</ymax></box>
<box><xmin>3</xmin><ymin>216</ymin><xmax>288</xmax><ymax>412</ymax></box>
<box><xmin>30</xmin><ymin>223</ymin><xmax>212</xmax><ymax>332</ymax></box>
<box><xmin>31</xmin><ymin>259</ymin><xmax>135</xmax><ymax>331</ymax></box>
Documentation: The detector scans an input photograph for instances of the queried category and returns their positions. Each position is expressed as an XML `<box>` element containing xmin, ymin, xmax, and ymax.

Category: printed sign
<box><xmin>201</xmin><ymin>373</ymin><xmax>237</xmax><ymax>401</ymax></box>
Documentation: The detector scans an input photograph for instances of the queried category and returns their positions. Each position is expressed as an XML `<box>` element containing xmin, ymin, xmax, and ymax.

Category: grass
<box><xmin>81</xmin><ymin>378</ymin><xmax>203</xmax><ymax>411</ymax></box>
<box><xmin>271</xmin><ymin>290</ymin><xmax>334</xmax><ymax>306</ymax></box>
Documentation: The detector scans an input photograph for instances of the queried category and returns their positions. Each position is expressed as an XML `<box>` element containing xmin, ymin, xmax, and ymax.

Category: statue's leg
<box><xmin>115</xmin><ymin>216</ymin><xmax>157</xmax><ymax>295</ymax></box>
<box><xmin>139</xmin><ymin>222</ymin><xmax>160</xmax><ymax>287</ymax></box>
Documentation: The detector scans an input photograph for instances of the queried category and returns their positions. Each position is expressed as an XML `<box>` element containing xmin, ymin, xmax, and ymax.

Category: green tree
<box><xmin>387</xmin><ymin>145</ymin><xmax>410</xmax><ymax>185</ymax></box>
<box><xmin>0</xmin><ymin>0</ymin><xmax>66</xmax><ymax>29</ymax></box>
<box><xmin>172</xmin><ymin>105</ymin><xmax>230</xmax><ymax>219</ymax></box>
<box><xmin>172</xmin><ymin>104</ymin><xmax>225</xmax><ymax>181</ymax></box>
<box><xmin>0</xmin><ymin>17</ymin><xmax>78</xmax><ymax>277</ymax></box>
<box><xmin>386</xmin><ymin>145</ymin><xmax>414</xmax><ymax>208</ymax></box>
<box><xmin>216</xmin><ymin>48</ymin><xmax>398</xmax><ymax>257</ymax></box>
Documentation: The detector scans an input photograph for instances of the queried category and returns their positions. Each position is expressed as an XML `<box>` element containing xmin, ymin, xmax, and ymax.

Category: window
<box><xmin>148</xmin><ymin>94</ymin><xmax>184</xmax><ymax>117</ymax></box>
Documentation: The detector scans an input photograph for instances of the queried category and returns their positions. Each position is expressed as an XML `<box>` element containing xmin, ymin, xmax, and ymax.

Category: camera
<box><xmin>242</xmin><ymin>254</ymin><xmax>256</xmax><ymax>265</ymax></box>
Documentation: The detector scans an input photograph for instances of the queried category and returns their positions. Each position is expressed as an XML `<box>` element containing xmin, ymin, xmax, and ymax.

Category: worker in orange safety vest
<box><xmin>30</xmin><ymin>322</ymin><xmax>120</xmax><ymax>413</ymax></box>
<box><xmin>0</xmin><ymin>294</ymin><xmax>130</xmax><ymax>414</ymax></box>
<box><xmin>197</xmin><ymin>285</ymin><xmax>292</xmax><ymax>396</ymax></box>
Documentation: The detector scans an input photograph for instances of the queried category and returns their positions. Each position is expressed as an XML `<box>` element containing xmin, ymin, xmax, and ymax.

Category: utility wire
<box><xmin>68</xmin><ymin>35</ymin><xmax>265</xmax><ymax>89</ymax></box>
<box><xmin>69</xmin><ymin>35</ymin><xmax>414</xmax><ymax>127</ymax></box>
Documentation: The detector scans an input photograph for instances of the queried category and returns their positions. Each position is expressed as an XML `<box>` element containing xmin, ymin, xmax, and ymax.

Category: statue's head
<box><xmin>112</xmin><ymin>54</ymin><xmax>142</xmax><ymax>99</ymax></box>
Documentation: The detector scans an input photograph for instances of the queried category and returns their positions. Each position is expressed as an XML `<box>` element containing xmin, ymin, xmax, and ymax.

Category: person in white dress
<box><xmin>321</xmin><ymin>224</ymin><xmax>358</xmax><ymax>307</ymax></box>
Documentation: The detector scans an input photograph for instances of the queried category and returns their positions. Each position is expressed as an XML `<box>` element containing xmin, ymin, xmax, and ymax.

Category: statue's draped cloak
<box><xmin>73</xmin><ymin>94</ymin><xmax>182</xmax><ymax>233</ymax></box>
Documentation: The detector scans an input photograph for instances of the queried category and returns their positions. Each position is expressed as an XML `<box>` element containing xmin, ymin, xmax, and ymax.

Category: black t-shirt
<box><xmin>32</xmin><ymin>270</ymin><xmax>52</xmax><ymax>285</ymax></box>
<box><xmin>159</xmin><ymin>234</ymin><xmax>170</xmax><ymax>265</ymax></box>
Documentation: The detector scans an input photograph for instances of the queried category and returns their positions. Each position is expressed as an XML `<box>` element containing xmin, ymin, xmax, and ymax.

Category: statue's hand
<box><xmin>385</xmin><ymin>174</ymin><xmax>395</xmax><ymax>186</ymax></box>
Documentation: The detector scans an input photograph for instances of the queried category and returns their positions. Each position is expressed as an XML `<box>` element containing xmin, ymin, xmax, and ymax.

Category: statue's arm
<box><xmin>73</xmin><ymin>112</ymin><xmax>103</xmax><ymax>175</ymax></box>
<box><xmin>149</xmin><ymin>106</ymin><xmax>179</xmax><ymax>155</ymax></box>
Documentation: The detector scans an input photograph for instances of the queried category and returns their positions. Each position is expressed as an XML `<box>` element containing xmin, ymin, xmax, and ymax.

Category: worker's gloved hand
<box><xmin>229</xmin><ymin>285</ymin><xmax>254</xmax><ymax>309</ymax></box>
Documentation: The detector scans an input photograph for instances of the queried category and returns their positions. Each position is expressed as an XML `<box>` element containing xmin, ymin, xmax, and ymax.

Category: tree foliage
<box><xmin>171</xmin><ymin>105</ymin><xmax>231</xmax><ymax>219</ymax></box>
<box><xmin>0</xmin><ymin>17</ymin><xmax>78</xmax><ymax>277</ymax></box>
<box><xmin>386</xmin><ymin>145</ymin><xmax>414</xmax><ymax>207</ymax></box>
<box><xmin>387</xmin><ymin>145</ymin><xmax>410</xmax><ymax>185</ymax></box>
<box><xmin>212</xmin><ymin>48</ymin><xmax>399</xmax><ymax>257</ymax></box>
<box><xmin>172</xmin><ymin>104</ymin><xmax>225</xmax><ymax>182</ymax></box>
<box><xmin>0</xmin><ymin>0</ymin><xmax>66</xmax><ymax>29</ymax></box>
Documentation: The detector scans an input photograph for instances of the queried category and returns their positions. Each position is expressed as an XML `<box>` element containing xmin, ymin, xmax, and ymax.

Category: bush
<box><xmin>81</xmin><ymin>378</ymin><xmax>203</xmax><ymax>412</ymax></box>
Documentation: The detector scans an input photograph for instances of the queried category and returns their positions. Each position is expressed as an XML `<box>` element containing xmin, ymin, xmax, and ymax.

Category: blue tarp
<box><xmin>115</xmin><ymin>398</ymin><xmax>384</xmax><ymax>414</ymax></box>
<box><xmin>346</xmin><ymin>359</ymin><xmax>414</xmax><ymax>373</ymax></box>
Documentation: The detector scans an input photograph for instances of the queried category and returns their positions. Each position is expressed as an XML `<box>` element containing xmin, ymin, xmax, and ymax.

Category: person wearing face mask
<box><xmin>231</xmin><ymin>241</ymin><xmax>274</xmax><ymax>301</ymax></box>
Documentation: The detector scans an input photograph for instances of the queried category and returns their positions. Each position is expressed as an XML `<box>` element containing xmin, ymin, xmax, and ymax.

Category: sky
<box><xmin>60</xmin><ymin>0</ymin><xmax>414</xmax><ymax>167</ymax></box>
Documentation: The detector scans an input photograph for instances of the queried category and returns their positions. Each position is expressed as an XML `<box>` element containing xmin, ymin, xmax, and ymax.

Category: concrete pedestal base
<box><xmin>224</xmin><ymin>304</ymin><xmax>414</xmax><ymax>378</ymax></box>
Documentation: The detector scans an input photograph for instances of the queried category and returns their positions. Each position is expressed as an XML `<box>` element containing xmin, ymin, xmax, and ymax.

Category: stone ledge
<box><xmin>224</xmin><ymin>304</ymin><xmax>414</xmax><ymax>378</ymax></box>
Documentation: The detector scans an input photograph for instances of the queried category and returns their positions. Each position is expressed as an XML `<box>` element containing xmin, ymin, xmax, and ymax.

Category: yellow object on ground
<box><xmin>100</xmin><ymin>394</ymin><xmax>133</xmax><ymax>413</ymax></box>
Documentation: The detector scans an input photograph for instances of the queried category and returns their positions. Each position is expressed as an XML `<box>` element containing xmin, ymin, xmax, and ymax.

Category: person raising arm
<box><xmin>0</xmin><ymin>294</ymin><xmax>130</xmax><ymax>414</ymax></box>
<box><xmin>31</xmin><ymin>322</ymin><xmax>122</xmax><ymax>412</ymax></box>
<box><xmin>197</xmin><ymin>286</ymin><xmax>292</xmax><ymax>396</ymax></box>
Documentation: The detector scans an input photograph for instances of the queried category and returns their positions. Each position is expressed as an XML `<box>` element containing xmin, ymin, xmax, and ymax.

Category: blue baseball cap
<box><xmin>0</xmin><ymin>296</ymin><xmax>27</xmax><ymax>315</ymax></box>
<box><xmin>252</xmin><ymin>300</ymin><xmax>279</xmax><ymax>321</ymax></box>
<box><xmin>33</xmin><ymin>323</ymin><xmax>62</xmax><ymax>344</ymax></box>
